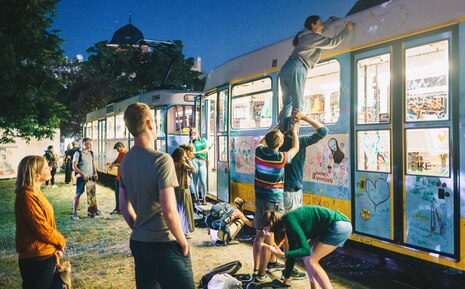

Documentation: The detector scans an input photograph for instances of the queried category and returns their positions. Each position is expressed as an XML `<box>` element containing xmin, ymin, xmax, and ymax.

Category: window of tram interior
<box><xmin>115</xmin><ymin>113</ymin><xmax>126</xmax><ymax>139</ymax></box>
<box><xmin>357</xmin><ymin>130</ymin><xmax>391</xmax><ymax>173</ymax></box>
<box><xmin>232</xmin><ymin>78</ymin><xmax>272</xmax><ymax>129</ymax></box>
<box><xmin>86</xmin><ymin>122</ymin><xmax>92</xmax><ymax>138</ymax></box>
<box><xmin>357</xmin><ymin>53</ymin><xmax>391</xmax><ymax>124</ymax></box>
<box><xmin>155</xmin><ymin>108</ymin><xmax>166</xmax><ymax>138</ymax></box>
<box><xmin>218</xmin><ymin>90</ymin><xmax>228</xmax><ymax>132</ymax></box>
<box><xmin>167</xmin><ymin>105</ymin><xmax>193</xmax><ymax>135</ymax></box>
<box><xmin>406</xmin><ymin>128</ymin><xmax>449</xmax><ymax>176</ymax></box>
<box><xmin>305</xmin><ymin>59</ymin><xmax>341</xmax><ymax>124</ymax></box>
<box><xmin>405</xmin><ymin>40</ymin><xmax>449</xmax><ymax>122</ymax></box>
<box><xmin>92</xmin><ymin>121</ymin><xmax>98</xmax><ymax>140</ymax></box>
<box><xmin>106</xmin><ymin>116</ymin><xmax>115</xmax><ymax>139</ymax></box>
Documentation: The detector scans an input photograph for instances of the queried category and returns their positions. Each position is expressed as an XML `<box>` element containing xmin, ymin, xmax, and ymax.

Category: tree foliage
<box><xmin>59</xmin><ymin>40</ymin><xmax>205</xmax><ymax>138</ymax></box>
<box><xmin>0</xmin><ymin>0</ymin><xmax>69</xmax><ymax>143</ymax></box>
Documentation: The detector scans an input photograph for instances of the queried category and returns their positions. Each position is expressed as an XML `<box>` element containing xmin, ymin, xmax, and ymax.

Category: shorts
<box><xmin>254</xmin><ymin>199</ymin><xmax>284</xmax><ymax>230</ymax></box>
<box><xmin>75</xmin><ymin>177</ymin><xmax>86</xmax><ymax>196</ymax></box>
<box><xmin>320</xmin><ymin>221</ymin><xmax>352</xmax><ymax>247</ymax></box>
<box><xmin>283</xmin><ymin>189</ymin><xmax>303</xmax><ymax>213</ymax></box>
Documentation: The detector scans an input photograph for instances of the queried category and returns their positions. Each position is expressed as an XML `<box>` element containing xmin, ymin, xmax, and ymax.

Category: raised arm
<box><xmin>287</xmin><ymin>122</ymin><xmax>301</xmax><ymax>157</ymax></box>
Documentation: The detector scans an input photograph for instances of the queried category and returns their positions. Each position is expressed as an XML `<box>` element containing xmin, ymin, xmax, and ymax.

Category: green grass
<box><xmin>0</xmin><ymin>174</ymin><xmax>134</xmax><ymax>289</ymax></box>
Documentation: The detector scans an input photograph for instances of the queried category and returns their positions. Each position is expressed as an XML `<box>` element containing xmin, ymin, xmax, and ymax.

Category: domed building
<box><xmin>110</xmin><ymin>18</ymin><xmax>144</xmax><ymax>46</ymax></box>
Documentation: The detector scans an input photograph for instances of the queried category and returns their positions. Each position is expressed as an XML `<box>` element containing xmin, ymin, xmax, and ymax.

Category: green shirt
<box><xmin>192</xmin><ymin>137</ymin><xmax>208</xmax><ymax>159</ymax></box>
<box><xmin>283</xmin><ymin>205</ymin><xmax>350</xmax><ymax>276</ymax></box>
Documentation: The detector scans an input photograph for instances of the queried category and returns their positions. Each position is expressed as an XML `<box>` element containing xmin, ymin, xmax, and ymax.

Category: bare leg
<box><xmin>305</xmin><ymin>241</ymin><xmax>337</xmax><ymax>289</ymax></box>
<box><xmin>258</xmin><ymin>233</ymin><xmax>274</xmax><ymax>275</ymax></box>
<box><xmin>73</xmin><ymin>195</ymin><xmax>80</xmax><ymax>214</ymax></box>
<box><xmin>253</xmin><ymin>231</ymin><xmax>265</xmax><ymax>271</ymax></box>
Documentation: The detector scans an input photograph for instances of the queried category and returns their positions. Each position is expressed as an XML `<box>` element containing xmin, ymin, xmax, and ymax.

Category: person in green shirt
<box><xmin>264</xmin><ymin>205</ymin><xmax>352</xmax><ymax>289</ymax></box>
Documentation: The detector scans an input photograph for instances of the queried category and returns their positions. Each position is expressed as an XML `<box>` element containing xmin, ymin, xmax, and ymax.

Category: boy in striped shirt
<box><xmin>252</xmin><ymin>121</ymin><xmax>300</xmax><ymax>283</ymax></box>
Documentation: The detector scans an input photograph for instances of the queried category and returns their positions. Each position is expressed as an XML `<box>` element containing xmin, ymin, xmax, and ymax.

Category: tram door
<box><xmin>205</xmin><ymin>93</ymin><xmax>218</xmax><ymax>199</ymax></box>
<box><xmin>353</xmin><ymin>33</ymin><xmax>456</xmax><ymax>257</ymax></box>
<box><xmin>97</xmin><ymin>119</ymin><xmax>106</xmax><ymax>170</ymax></box>
<box><xmin>217</xmin><ymin>88</ymin><xmax>230</xmax><ymax>202</ymax></box>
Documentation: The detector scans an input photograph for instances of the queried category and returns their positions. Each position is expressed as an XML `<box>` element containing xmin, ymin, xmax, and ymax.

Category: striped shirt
<box><xmin>254</xmin><ymin>144</ymin><xmax>291</xmax><ymax>202</ymax></box>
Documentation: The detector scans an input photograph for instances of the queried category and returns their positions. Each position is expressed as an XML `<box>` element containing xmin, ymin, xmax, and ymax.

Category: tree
<box><xmin>59</xmin><ymin>40</ymin><xmax>205</xmax><ymax>137</ymax></box>
<box><xmin>0</xmin><ymin>0</ymin><xmax>69</xmax><ymax>143</ymax></box>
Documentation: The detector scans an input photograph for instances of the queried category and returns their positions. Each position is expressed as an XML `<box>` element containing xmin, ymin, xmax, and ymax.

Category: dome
<box><xmin>110</xmin><ymin>23</ymin><xmax>144</xmax><ymax>45</ymax></box>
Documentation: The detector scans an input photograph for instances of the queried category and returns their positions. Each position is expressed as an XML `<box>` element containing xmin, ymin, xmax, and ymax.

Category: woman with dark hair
<box><xmin>15</xmin><ymin>155</ymin><xmax>66</xmax><ymax>289</ymax></box>
<box><xmin>172</xmin><ymin>147</ymin><xmax>196</xmax><ymax>238</ymax></box>
<box><xmin>279</xmin><ymin>15</ymin><xmax>353</xmax><ymax>127</ymax></box>
<box><xmin>264</xmin><ymin>205</ymin><xmax>352</xmax><ymax>289</ymax></box>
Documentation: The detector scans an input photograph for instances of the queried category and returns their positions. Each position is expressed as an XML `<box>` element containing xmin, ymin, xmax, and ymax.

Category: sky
<box><xmin>52</xmin><ymin>0</ymin><xmax>358</xmax><ymax>73</ymax></box>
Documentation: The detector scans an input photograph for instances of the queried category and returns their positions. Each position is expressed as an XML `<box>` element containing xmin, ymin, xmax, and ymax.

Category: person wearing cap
<box><xmin>107</xmin><ymin>142</ymin><xmax>128</xmax><ymax>214</ymax></box>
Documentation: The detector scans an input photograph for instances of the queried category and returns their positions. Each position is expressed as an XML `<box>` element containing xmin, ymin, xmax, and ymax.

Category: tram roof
<box><xmin>86</xmin><ymin>89</ymin><xmax>201</xmax><ymax>122</ymax></box>
<box><xmin>204</xmin><ymin>0</ymin><xmax>465</xmax><ymax>91</ymax></box>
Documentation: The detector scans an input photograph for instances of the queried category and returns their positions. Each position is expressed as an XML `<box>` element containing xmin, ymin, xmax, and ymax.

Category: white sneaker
<box><xmin>71</xmin><ymin>213</ymin><xmax>79</xmax><ymax>220</ymax></box>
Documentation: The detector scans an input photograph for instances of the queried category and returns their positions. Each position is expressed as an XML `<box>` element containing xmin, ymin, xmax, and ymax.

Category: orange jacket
<box><xmin>15</xmin><ymin>189</ymin><xmax>66</xmax><ymax>259</ymax></box>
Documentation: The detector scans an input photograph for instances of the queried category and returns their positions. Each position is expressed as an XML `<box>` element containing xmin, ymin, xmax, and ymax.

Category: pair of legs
<box><xmin>279</xmin><ymin>57</ymin><xmax>307</xmax><ymax>126</ymax></box>
<box><xmin>113</xmin><ymin>179</ymin><xmax>120</xmax><ymax>212</ymax></box>
<box><xmin>130</xmin><ymin>239</ymin><xmax>195</xmax><ymax>289</ymax></box>
<box><xmin>192</xmin><ymin>158</ymin><xmax>207</xmax><ymax>203</ymax></box>
<box><xmin>19</xmin><ymin>255</ymin><xmax>56</xmax><ymax>289</ymax></box>
<box><xmin>303</xmin><ymin>241</ymin><xmax>337</xmax><ymax>289</ymax></box>
<box><xmin>73</xmin><ymin>177</ymin><xmax>86</xmax><ymax>214</ymax></box>
<box><xmin>45</xmin><ymin>167</ymin><xmax>57</xmax><ymax>186</ymax></box>
<box><xmin>253</xmin><ymin>199</ymin><xmax>284</xmax><ymax>275</ymax></box>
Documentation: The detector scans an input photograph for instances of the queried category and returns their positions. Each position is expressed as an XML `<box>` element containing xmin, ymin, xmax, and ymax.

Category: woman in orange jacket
<box><xmin>15</xmin><ymin>155</ymin><xmax>66</xmax><ymax>289</ymax></box>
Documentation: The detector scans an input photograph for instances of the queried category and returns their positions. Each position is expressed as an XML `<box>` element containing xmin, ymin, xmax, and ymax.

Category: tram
<box><xmin>197</xmin><ymin>0</ymin><xmax>465</xmax><ymax>272</ymax></box>
<box><xmin>84</xmin><ymin>89</ymin><xmax>201</xmax><ymax>176</ymax></box>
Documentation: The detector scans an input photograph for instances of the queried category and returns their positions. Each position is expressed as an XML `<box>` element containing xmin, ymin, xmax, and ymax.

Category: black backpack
<box><xmin>199</xmin><ymin>260</ymin><xmax>242</xmax><ymax>289</ymax></box>
<box><xmin>206</xmin><ymin>203</ymin><xmax>235</xmax><ymax>233</ymax></box>
<box><xmin>245</xmin><ymin>280</ymin><xmax>290</xmax><ymax>289</ymax></box>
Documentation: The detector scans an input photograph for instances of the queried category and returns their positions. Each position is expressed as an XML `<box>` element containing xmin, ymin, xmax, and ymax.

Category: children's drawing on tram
<box><xmin>232</xmin><ymin>136</ymin><xmax>260</xmax><ymax>175</ymax></box>
<box><xmin>354</xmin><ymin>174</ymin><xmax>392</xmax><ymax>240</ymax></box>
<box><xmin>405</xmin><ymin>175</ymin><xmax>454</xmax><ymax>254</ymax></box>
<box><xmin>304</xmin><ymin>134</ymin><xmax>349</xmax><ymax>188</ymax></box>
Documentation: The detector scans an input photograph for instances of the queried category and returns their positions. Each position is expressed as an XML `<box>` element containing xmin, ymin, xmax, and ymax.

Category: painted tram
<box><xmin>196</xmin><ymin>0</ymin><xmax>465</xmax><ymax>272</ymax></box>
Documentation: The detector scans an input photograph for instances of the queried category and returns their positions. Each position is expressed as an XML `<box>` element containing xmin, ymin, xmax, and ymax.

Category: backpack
<box><xmin>206</xmin><ymin>203</ymin><xmax>235</xmax><ymax>234</ymax></box>
<box><xmin>199</xmin><ymin>260</ymin><xmax>242</xmax><ymax>289</ymax></box>
<box><xmin>245</xmin><ymin>280</ymin><xmax>290</xmax><ymax>289</ymax></box>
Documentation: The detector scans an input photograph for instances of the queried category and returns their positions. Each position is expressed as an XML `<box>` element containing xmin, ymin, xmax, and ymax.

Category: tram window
<box><xmin>115</xmin><ymin>113</ymin><xmax>126</xmax><ymax>139</ymax></box>
<box><xmin>405</xmin><ymin>40</ymin><xmax>449</xmax><ymax>122</ymax></box>
<box><xmin>356</xmin><ymin>130</ymin><xmax>391</xmax><ymax>173</ymax></box>
<box><xmin>85</xmin><ymin>122</ymin><xmax>92</xmax><ymax>138</ymax></box>
<box><xmin>106</xmin><ymin>116</ymin><xmax>115</xmax><ymax>139</ymax></box>
<box><xmin>231</xmin><ymin>78</ymin><xmax>272</xmax><ymax>129</ymax></box>
<box><xmin>209</xmin><ymin>98</ymin><xmax>216</xmax><ymax>135</ymax></box>
<box><xmin>406</xmin><ymin>128</ymin><xmax>449</xmax><ymax>177</ymax></box>
<box><xmin>218</xmin><ymin>90</ymin><xmax>228</xmax><ymax>132</ymax></box>
<box><xmin>305</xmin><ymin>60</ymin><xmax>341</xmax><ymax>124</ymax></box>
<box><xmin>92</xmin><ymin>121</ymin><xmax>98</xmax><ymax>140</ymax></box>
<box><xmin>167</xmin><ymin>105</ymin><xmax>193</xmax><ymax>135</ymax></box>
<box><xmin>155</xmin><ymin>108</ymin><xmax>166</xmax><ymax>138</ymax></box>
<box><xmin>357</xmin><ymin>54</ymin><xmax>391</xmax><ymax>125</ymax></box>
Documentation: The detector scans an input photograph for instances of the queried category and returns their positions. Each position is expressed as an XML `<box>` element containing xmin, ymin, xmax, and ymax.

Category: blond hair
<box><xmin>15</xmin><ymin>156</ymin><xmax>46</xmax><ymax>194</ymax></box>
<box><xmin>124</xmin><ymin>102</ymin><xmax>152</xmax><ymax>137</ymax></box>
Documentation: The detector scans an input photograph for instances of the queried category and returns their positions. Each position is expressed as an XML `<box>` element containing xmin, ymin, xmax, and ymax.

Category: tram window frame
<box><xmin>356</xmin><ymin>129</ymin><xmax>391</xmax><ymax>173</ymax></box>
<box><xmin>166</xmin><ymin>105</ymin><xmax>194</xmax><ymax>135</ymax></box>
<box><xmin>356</xmin><ymin>53</ymin><xmax>391</xmax><ymax>125</ymax></box>
<box><xmin>85</xmin><ymin>122</ymin><xmax>92</xmax><ymax>138</ymax></box>
<box><xmin>106</xmin><ymin>115</ymin><xmax>115</xmax><ymax>139</ymax></box>
<box><xmin>278</xmin><ymin>59</ymin><xmax>342</xmax><ymax>125</ymax></box>
<box><xmin>405</xmin><ymin>127</ymin><xmax>450</xmax><ymax>177</ymax></box>
<box><xmin>231</xmin><ymin>77</ymin><xmax>273</xmax><ymax>130</ymax></box>
<box><xmin>155</xmin><ymin>107</ymin><xmax>166</xmax><ymax>138</ymax></box>
<box><xmin>404</xmin><ymin>39</ymin><xmax>449</xmax><ymax>123</ymax></box>
<box><xmin>115</xmin><ymin>113</ymin><xmax>126</xmax><ymax>139</ymax></box>
<box><xmin>92</xmin><ymin>121</ymin><xmax>98</xmax><ymax>140</ymax></box>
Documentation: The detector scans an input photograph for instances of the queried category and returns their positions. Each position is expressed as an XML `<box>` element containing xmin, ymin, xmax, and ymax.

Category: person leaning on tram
<box><xmin>189</xmin><ymin>127</ymin><xmax>212</xmax><ymax>205</ymax></box>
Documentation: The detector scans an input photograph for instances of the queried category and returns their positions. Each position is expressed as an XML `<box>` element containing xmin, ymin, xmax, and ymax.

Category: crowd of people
<box><xmin>14</xmin><ymin>15</ymin><xmax>354</xmax><ymax>289</ymax></box>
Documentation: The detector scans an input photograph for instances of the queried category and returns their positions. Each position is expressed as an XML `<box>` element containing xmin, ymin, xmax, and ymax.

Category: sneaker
<box><xmin>227</xmin><ymin>239</ymin><xmax>239</xmax><ymax>245</ymax></box>
<box><xmin>110</xmin><ymin>209</ymin><xmax>120</xmax><ymax>215</ymax></box>
<box><xmin>51</xmin><ymin>185</ymin><xmax>58</xmax><ymax>188</ymax></box>
<box><xmin>71</xmin><ymin>213</ymin><xmax>79</xmax><ymax>220</ymax></box>
<box><xmin>254</xmin><ymin>274</ymin><xmax>272</xmax><ymax>284</ymax></box>
<box><xmin>282</xmin><ymin>268</ymin><xmax>306</xmax><ymax>280</ymax></box>
<box><xmin>96</xmin><ymin>210</ymin><xmax>103</xmax><ymax>216</ymax></box>
<box><xmin>266</xmin><ymin>261</ymin><xmax>285</xmax><ymax>272</ymax></box>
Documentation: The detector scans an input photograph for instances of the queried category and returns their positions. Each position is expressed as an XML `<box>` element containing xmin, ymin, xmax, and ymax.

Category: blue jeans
<box><xmin>130</xmin><ymin>239</ymin><xmax>195</xmax><ymax>289</ymax></box>
<box><xmin>279</xmin><ymin>57</ymin><xmax>307</xmax><ymax>125</ymax></box>
<box><xmin>192</xmin><ymin>158</ymin><xmax>207</xmax><ymax>201</ymax></box>
<box><xmin>19</xmin><ymin>255</ymin><xmax>55</xmax><ymax>289</ymax></box>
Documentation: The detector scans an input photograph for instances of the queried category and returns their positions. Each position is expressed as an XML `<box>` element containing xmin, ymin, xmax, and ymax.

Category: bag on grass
<box><xmin>206</xmin><ymin>203</ymin><xmax>235</xmax><ymax>236</ymax></box>
<box><xmin>208</xmin><ymin>273</ymin><xmax>242</xmax><ymax>289</ymax></box>
<box><xmin>199</xmin><ymin>260</ymin><xmax>242</xmax><ymax>289</ymax></box>
<box><xmin>245</xmin><ymin>279</ymin><xmax>290</xmax><ymax>289</ymax></box>
<box><xmin>51</xmin><ymin>260</ymin><xmax>72</xmax><ymax>289</ymax></box>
